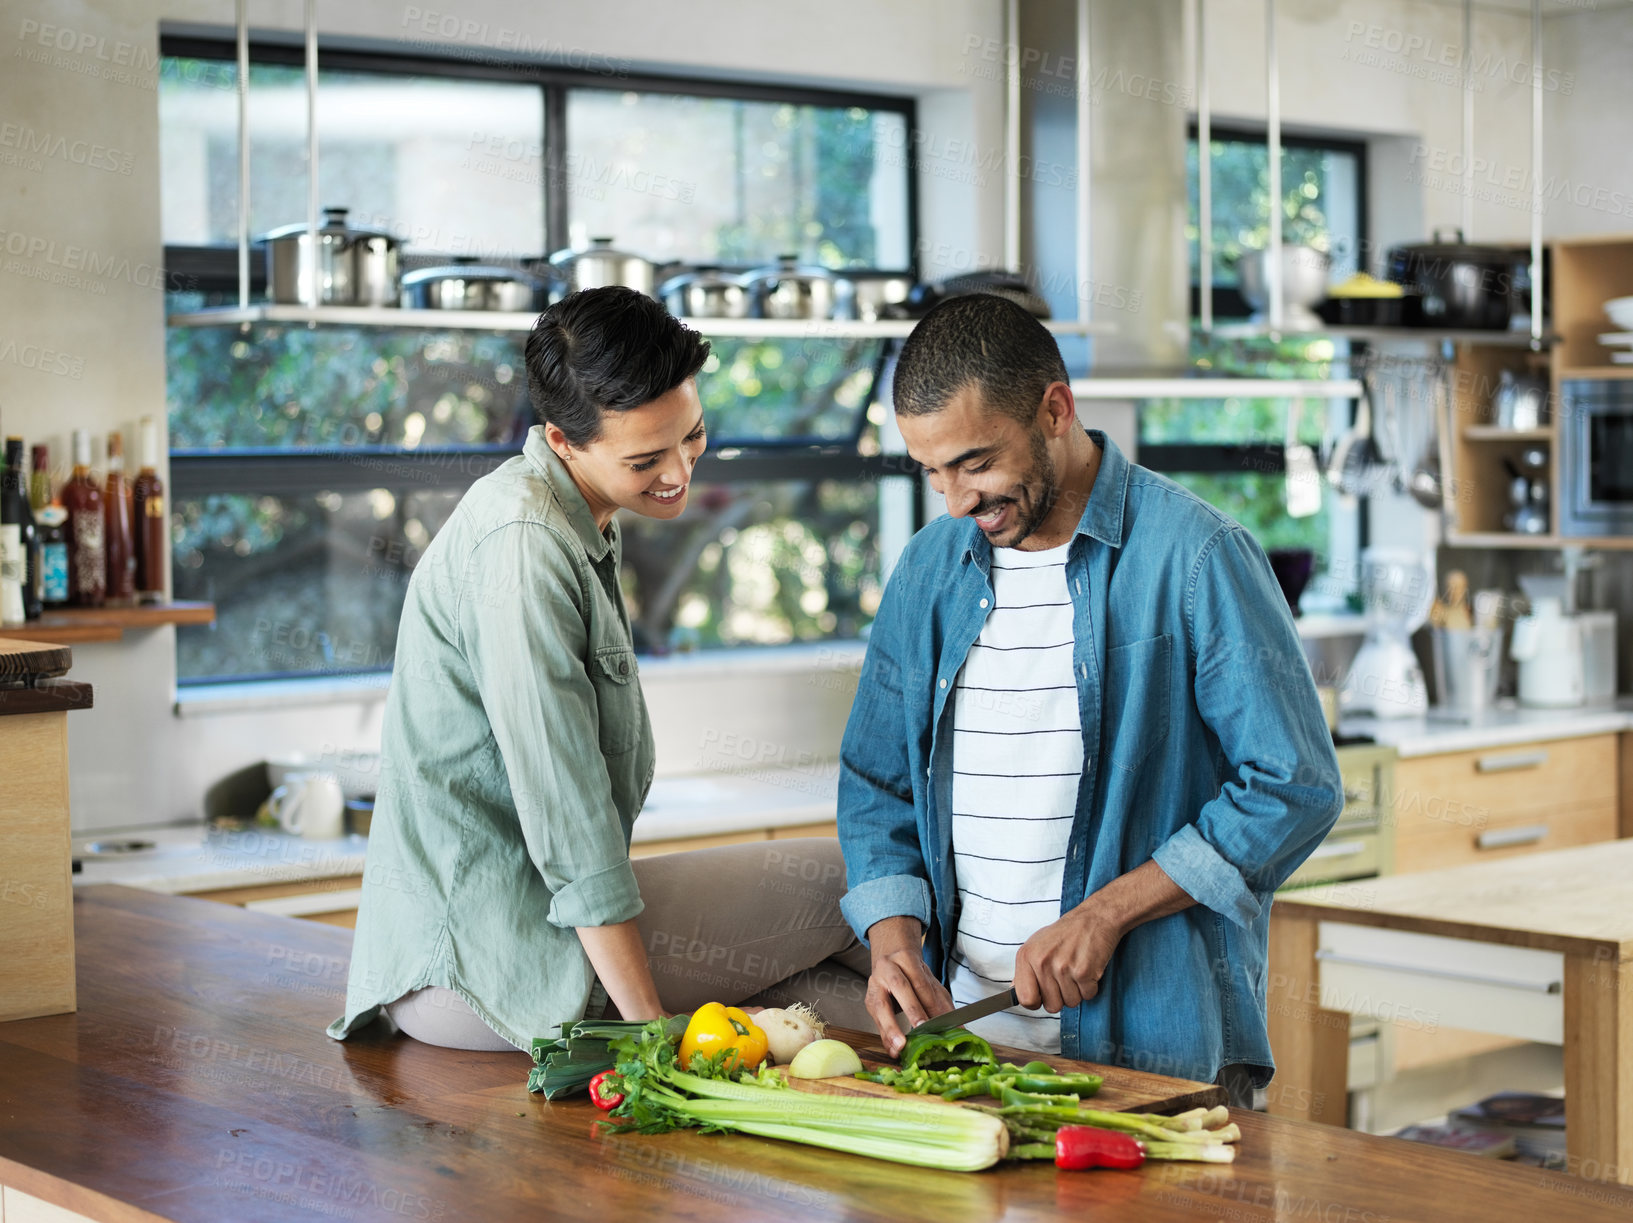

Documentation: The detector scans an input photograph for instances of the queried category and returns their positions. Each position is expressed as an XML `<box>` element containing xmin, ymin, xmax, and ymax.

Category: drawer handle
<box><xmin>1314</xmin><ymin>950</ymin><xmax>1561</xmax><ymax>994</ymax></box>
<box><xmin>1308</xmin><ymin>838</ymin><xmax>1369</xmax><ymax>861</ymax></box>
<box><xmin>1475</xmin><ymin>749</ymin><xmax>1549</xmax><ymax>773</ymax></box>
<box><xmin>1476</xmin><ymin>823</ymin><xmax>1548</xmax><ymax>851</ymax></box>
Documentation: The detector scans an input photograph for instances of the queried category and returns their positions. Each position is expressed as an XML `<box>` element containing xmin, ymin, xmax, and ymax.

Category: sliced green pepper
<box><xmin>899</xmin><ymin>1026</ymin><xmax>996</xmax><ymax>1071</ymax></box>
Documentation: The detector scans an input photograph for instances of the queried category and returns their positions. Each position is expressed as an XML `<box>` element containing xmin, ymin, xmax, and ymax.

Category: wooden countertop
<box><xmin>1276</xmin><ymin>838</ymin><xmax>1633</xmax><ymax>958</ymax></box>
<box><xmin>4</xmin><ymin>887</ymin><xmax>1633</xmax><ymax>1223</ymax></box>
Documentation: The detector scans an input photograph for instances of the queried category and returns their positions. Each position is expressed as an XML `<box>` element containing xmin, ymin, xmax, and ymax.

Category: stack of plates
<box><xmin>1600</xmin><ymin>296</ymin><xmax>1633</xmax><ymax>364</ymax></box>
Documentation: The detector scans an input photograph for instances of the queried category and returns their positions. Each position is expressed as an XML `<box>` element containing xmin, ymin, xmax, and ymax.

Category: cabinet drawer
<box><xmin>1392</xmin><ymin>735</ymin><xmax>1616</xmax><ymax>830</ymax></box>
<box><xmin>1394</xmin><ymin>798</ymin><xmax>1617</xmax><ymax>874</ymax></box>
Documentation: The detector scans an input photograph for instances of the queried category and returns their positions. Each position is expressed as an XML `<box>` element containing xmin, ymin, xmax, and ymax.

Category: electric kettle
<box><xmin>1511</xmin><ymin>596</ymin><xmax>1586</xmax><ymax>708</ymax></box>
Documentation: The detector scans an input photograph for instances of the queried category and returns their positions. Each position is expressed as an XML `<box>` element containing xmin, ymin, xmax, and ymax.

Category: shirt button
<box><xmin>939</xmin><ymin>678</ymin><xmax>947</xmax><ymax>689</ymax></box>
<box><xmin>619</xmin><ymin>660</ymin><xmax>630</xmax><ymax>675</ymax></box>
<box><xmin>979</xmin><ymin>598</ymin><xmax>989</xmax><ymax>608</ymax></box>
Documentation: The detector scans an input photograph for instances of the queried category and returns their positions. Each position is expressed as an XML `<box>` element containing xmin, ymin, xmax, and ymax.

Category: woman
<box><xmin>329</xmin><ymin>287</ymin><xmax>870</xmax><ymax>1051</ymax></box>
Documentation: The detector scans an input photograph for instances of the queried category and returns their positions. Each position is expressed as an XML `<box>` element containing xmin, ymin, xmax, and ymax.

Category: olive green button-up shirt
<box><xmin>328</xmin><ymin>426</ymin><xmax>655</xmax><ymax>1048</ymax></box>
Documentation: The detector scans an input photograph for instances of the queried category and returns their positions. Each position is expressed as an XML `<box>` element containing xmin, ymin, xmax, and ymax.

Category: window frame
<box><xmin>161</xmin><ymin>37</ymin><xmax>924</xmax><ymax>682</ymax></box>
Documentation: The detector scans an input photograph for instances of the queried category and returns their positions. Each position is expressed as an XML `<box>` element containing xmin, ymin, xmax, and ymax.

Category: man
<box><xmin>837</xmin><ymin>294</ymin><xmax>1342</xmax><ymax>1104</ymax></box>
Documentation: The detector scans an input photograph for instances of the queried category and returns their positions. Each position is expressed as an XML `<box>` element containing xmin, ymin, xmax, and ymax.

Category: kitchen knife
<box><xmin>904</xmin><ymin>987</ymin><xmax>1019</xmax><ymax>1037</ymax></box>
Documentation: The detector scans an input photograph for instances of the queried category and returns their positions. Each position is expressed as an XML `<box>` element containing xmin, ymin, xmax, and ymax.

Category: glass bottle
<box><xmin>62</xmin><ymin>428</ymin><xmax>105</xmax><ymax>607</ymax></box>
<box><xmin>36</xmin><ymin>504</ymin><xmax>69</xmax><ymax>609</ymax></box>
<box><xmin>132</xmin><ymin>416</ymin><xmax>166</xmax><ymax>604</ymax></box>
<box><xmin>104</xmin><ymin>430</ymin><xmax>136</xmax><ymax>606</ymax></box>
<box><xmin>29</xmin><ymin>443</ymin><xmax>52</xmax><ymax>513</ymax></box>
<box><xmin>1</xmin><ymin>437</ymin><xmax>41</xmax><ymax>620</ymax></box>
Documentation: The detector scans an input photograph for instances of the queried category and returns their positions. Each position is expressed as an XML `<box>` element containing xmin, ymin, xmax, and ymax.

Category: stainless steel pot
<box><xmin>1237</xmin><ymin>245</ymin><xmax>1330</xmax><ymax>327</ymax></box>
<box><xmin>658</xmin><ymin>267</ymin><xmax>750</xmax><ymax>319</ymax></box>
<box><xmin>845</xmin><ymin>273</ymin><xmax>916</xmax><ymax>322</ymax></box>
<box><xmin>401</xmin><ymin>263</ymin><xmax>542</xmax><ymax>312</ymax></box>
<box><xmin>1385</xmin><ymin>229</ymin><xmax>1519</xmax><ymax>330</ymax></box>
<box><xmin>742</xmin><ymin>255</ymin><xmax>852</xmax><ymax>320</ymax></box>
<box><xmin>547</xmin><ymin>237</ymin><xmax>657</xmax><ymax>299</ymax></box>
<box><xmin>263</xmin><ymin>207</ymin><xmax>402</xmax><ymax>307</ymax></box>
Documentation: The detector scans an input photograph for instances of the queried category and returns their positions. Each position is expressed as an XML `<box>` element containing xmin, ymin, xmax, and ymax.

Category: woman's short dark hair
<box><xmin>892</xmin><ymin>293</ymin><xmax>1068</xmax><ymax>425</ymax></box>
<box><xmin>524</xmin><ymin>287</ymin><xmax>711</xmax><ymax>447</ymax></box>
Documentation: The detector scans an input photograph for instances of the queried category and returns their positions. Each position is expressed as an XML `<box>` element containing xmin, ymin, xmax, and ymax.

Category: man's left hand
<box><xmin>1012</xmin><ymin>902</ymin><xmax>1124</xmax><ymax>1014</ymax></box>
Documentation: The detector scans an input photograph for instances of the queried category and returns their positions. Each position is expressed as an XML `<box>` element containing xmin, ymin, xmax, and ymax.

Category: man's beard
<box><xmin>972</xmin><ymin>427</ymin><xmax>1060</xmax><ymax>548</ymax></box>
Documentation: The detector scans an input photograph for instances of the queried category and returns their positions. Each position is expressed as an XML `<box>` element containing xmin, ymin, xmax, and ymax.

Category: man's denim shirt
<box><xmin>837</xmin><ymin>432</ymin><xmax>1343</xmax><ymax>1085</ymax></box>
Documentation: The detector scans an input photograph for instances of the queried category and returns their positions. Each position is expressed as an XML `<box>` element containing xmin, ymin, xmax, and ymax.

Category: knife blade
<box><xmin>904</xmin><ymin>987</ymin><xmax>1018</xmax><ymax>1038</ymax></box>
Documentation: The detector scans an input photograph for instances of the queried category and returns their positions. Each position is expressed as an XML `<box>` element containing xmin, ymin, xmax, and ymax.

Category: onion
<box><xmin>788</xmin><ymin>1038</ymin><xmax>864</xmax><ymax>1080</ymax></box>
<box><xmin>755</xmin><ymin>1002</ymin><xmax>826</xmax><ymax>1063</ymax></box>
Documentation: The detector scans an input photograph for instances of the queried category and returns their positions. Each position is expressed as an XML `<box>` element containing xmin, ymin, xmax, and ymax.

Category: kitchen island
<box><xmin>4</xmin><ymin>887</ymin><xmax>1633</xmax><ymax>1222</ymax></box>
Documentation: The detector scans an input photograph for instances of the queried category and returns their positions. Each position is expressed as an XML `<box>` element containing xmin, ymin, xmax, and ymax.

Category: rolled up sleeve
<box><xmin>1164</xmin><ymin>526</ymin><xmax>1344</xmax><ymax>928</ymax></box>
<box><xmin>459</xmin><ymin>522</ymin><xmax>643</xmax><ymax>929</ymax></box>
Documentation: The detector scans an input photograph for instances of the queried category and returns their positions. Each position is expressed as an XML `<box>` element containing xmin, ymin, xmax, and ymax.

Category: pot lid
<box><xmin>403</xmin><ymin>264</ymin><xmax>539</xmax><ymax>286</ymax></box>
<box><xmin>1391</xmin><ymin>229</ymin><xmax>1517</xmax><ymax>261</ymax></box>
<box><xmin>741</xmin><ymin>254</ymin><xmax>839</xmax><ymax>285</ymax></box>
<box><xmin>658</xmin><ymin>266</ymin><xmax>746</xmax><ymax>293</ymax></box>
<box><xmin>548</xmin><ymin>236</ymin><xmax>652</xmax><ymax>266</ymax></box>
<box><xmin>260</xmin><ymin>206</ymin><xmax>395</xmax><ymax>245</ymax></box>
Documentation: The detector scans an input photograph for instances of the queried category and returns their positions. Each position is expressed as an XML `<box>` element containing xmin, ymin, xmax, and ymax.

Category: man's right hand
<box><xmin>864</xmin><ymin>915</ymin><xmax>955</xmax><ymax>1057</ymax></box>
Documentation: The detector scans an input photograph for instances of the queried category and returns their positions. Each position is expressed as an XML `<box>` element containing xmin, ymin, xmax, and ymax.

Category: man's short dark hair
<box><xmin>892</xmin><ymin>293</ymin><xmax>1069</xmax><ymax>424</ymax></box>
<box><xmin>524</xmin><ymin>286</ymin><xmax>711</xmax><ymax>447</ymax></box>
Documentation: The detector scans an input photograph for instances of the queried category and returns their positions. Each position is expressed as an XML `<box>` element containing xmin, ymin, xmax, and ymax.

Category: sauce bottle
<box><xmin>132</xmin><ymin>416</ymin><xmax>166</xmax><ymax>603</ymax></box>
<box><xmin>62</xmin><ymin>429</ymin><xmax>106</xmax><ymax>607</ymax></box>
<box><xmin>104</xmin><ymin>430</ymin><xmax>136</xmax><ymax>606</ymax></box>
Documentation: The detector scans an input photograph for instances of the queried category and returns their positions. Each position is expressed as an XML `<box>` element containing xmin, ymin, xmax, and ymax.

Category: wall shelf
<box><xmin>1445</xmin><ymin>533</ymin><xmax>1633</xmax><ymax>551</ymax></box>
<box><xmin>165</xmin><ymin>304</ymin><xmax>1115</xmax><ymax>340</ymax></box>
<box><xmin>1558</xmin><ymin>365</ymin><xmax>1633</xmax><ymax>380</ymax></box>
<box><xmin>1461</xmin><ymin>426</ymin><xmax>1552</xmax><ymax>442</ymax></box>
<box><xmin>1205</xmin><ymin>323</ymin><xmax>1554</xmax><ymax>349</ymax></box>
<box><xmin>1069</xmin><ymin>376</ymin><xmax>1362</xmax><ymax>400</ymax></box>
<box><xmin>0</xmin><ymin>602</ymin><xmax>216</xmax><ymax>645</ymax></box>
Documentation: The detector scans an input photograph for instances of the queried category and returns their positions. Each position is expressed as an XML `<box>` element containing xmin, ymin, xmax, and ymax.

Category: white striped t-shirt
<box><xmin>946</xmin><ymin>541</ymin><xmax>1082</xmax><ymax>1054</ymax></box>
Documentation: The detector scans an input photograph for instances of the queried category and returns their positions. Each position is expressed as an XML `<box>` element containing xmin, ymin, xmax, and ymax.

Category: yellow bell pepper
<box><xmin>677</xmin><ymin>1002</ymin><xmax>769</xmax><ymax>1073</ymax></box>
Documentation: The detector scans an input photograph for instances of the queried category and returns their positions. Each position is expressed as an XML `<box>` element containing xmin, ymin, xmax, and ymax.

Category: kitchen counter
<box><xmin>1268</xmin><ymin>839</ymin><xmax>1633</xmax><ymax>1181</ymax></box>
<box><xmin>5</xmin><ymin>886</ymin><xmax>1633</xmax><ymax>1223</ymax></box>
<box><xmin>72</xmin><ymin>768</ymin><xmax>840</xmax><ymax>894</ymax></box>
<box><xmin>1340</xmin><ymin>697</ymin><xmax>1633</xmax><ymax>757</ymax></box>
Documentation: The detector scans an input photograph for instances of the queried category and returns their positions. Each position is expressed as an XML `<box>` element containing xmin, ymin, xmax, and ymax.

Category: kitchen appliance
<box><xmin>547</xmin><ymin>237</ymin><xmax>658</xmax><ymax>299</ymax></box>
<box><xmin>1236</xmin><ymin>244</ymin><xmax>1330</xmax><ymax>330</ymax></box>
<box><xmin>845</xmin><ymin>273</ymin><xmax>916</xmax><ymax>322</ymax></box>
<box><xmin>1430</xmin><ymin>626</ymin><xmax>1503</xmax><ymax>716</ymax></box>
<box><xmin>263</xmin><ymin>207</ymin><xmax>402</xmax><ymax>306</ymax></box>
<box><xmin>1502</xmin><ymin>449</ymin><xmax>1550</xmax><ymax>535</ymax></box>
<box><xmin>741</xmin><ymin>255</ymin><xmax>851</xmax><ymax>320</ymax></box>
<box><xmin>1281</xmin><ymin>739</ymin><xmax>1396</xmax><ymax>890</ymax></box>
<box><xmin>905</xmin><ymin>987</ymin><xmax>1018</xmax><ymax>1036</ymax></box>
<box><xmin>1341</xmin><ymin>548</ymin><xmax>1433</xmax><ymax>718</ymax></box>
<box><xmin>1385</xmin><ymin>229</ymin><xmax>1520</xmax><ymax>330</ymax></box>
<box><xmin>401</xmin><ymin>262</ymin><xmax>542</xmax><ymax>312</ymax></box>
<box><xmin>1578</xmin><ymin>610</ymin><xmax>1618</xmax><ymax>704</ymax></box>
<box><xmin>1559</xmin><ymin>379</ymin><xmax>1633</xmax><ymax>536</ymax></box>
<box><xmin>1511</xmin><ymin>591</ymin><xmax>1585</xmax><ymax>708</ymax></box>
<box><xmin>1492</xmin><ymin>369</ymin><xmax>1549</xmax><ymax>430</ymax></box>
<box><xmin>658</xmin><ymin>266</ymin><xmax>751</xmax><ymax>319</ymax></box>
<box><xmin>262</xmin><ymin>772</ymin><xmax>346</xmax><ymax>840</ymax></box>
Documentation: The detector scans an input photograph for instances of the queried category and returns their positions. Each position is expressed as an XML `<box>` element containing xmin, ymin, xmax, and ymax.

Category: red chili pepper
<box><xmin>1054</xmin><ymin>1125</ymin><xmax>1145</xmax><ymax>1170</ymax></box>
<box><xmin>588</xmin><ymin>1070</ymin><xmax>625</xmax><ymax>1112</ymax></box>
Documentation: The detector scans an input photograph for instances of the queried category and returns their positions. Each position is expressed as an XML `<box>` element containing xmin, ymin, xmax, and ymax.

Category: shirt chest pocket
<box><xmin>590</xmin><ymin>644</ymin><xmax>643</xmax><ymax>756</ymax></box>
<box><xmin>1103</xmin><ymin>633</ymin><xmax>1173</xmax><ymax>774</ymax></box>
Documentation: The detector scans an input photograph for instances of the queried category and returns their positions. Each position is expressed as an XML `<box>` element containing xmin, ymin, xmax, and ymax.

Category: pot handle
<box><xmin>1430</xmin><ymin>226</ymin><xmax>1467</xmax><ymax>245</ymax></box>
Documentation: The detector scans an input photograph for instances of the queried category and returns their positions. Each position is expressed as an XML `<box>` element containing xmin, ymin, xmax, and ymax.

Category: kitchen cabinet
<box><xmin>1446</xmin><ymin>233</ymin><xmax>1633</xmax><ymax>549</ymax></box>
<box><xmin>630</xmin><ymin>819</ymin><xmax>838</xmax><ymax>859</ymax></box>
<box><xmin>1380</xmin><ymin>732</ymin><xmax>1618</xmax><ymax>1076</ymax></box>
<box><xmin>192</xmin><ymin>875</ymin><xmax>364</xmax><ymax>928</ymax></box>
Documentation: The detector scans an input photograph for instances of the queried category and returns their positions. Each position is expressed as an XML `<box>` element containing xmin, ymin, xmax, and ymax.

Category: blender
<box><xmin>1341</xmin><ymin>548</ymin><xmax>1432</xmax><ymax>718</ymax></box>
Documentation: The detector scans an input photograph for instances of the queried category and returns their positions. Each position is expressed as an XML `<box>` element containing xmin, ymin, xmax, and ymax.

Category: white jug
<box><xmin>1511</xmin><ymin>598</ymin><xmax>1585</xmax><ymax>708</ymax></box>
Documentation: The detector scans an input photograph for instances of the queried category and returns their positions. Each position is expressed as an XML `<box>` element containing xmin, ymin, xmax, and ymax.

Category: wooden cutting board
<box><xmin>789</xmin><ymin>1026</ymin><xmax>1226</xmax><ymax>1115</ymax></box>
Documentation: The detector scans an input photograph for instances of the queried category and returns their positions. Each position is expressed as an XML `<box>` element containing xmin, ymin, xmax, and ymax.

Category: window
<box><xmin>1132</xmin><ymin>127</ymin><xmax>1368</xmax><ymax>578</ymax></box>
<box><xmin>162</xmin><ymin>41</ymin><xmax>916</xmax><ymax>684</ymax></box>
